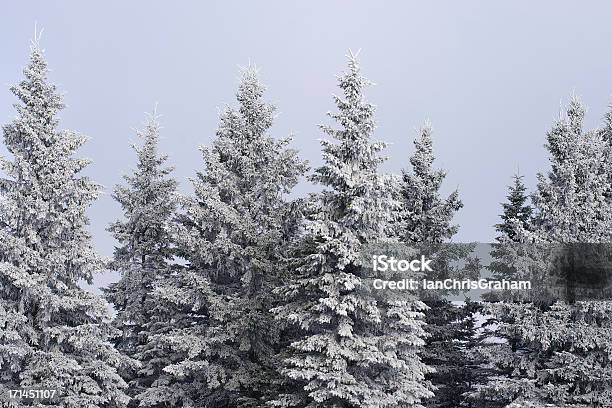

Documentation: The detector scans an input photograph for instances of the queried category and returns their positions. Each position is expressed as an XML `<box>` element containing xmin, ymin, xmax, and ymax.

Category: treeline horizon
<box><xmin>1</xmin><ymin>34</ymin><xmax>612</xmax><ymax>408</ymax></box>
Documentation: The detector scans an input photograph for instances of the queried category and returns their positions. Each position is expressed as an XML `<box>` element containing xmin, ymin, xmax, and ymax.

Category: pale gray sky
<box><xmin>2</xmin><ymin>1</ymin><xmax>612</xmax><ymax>292</ymax></box>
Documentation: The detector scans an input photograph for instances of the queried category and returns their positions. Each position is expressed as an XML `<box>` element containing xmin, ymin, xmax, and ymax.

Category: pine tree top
<box><xmin>601</xmin><ymin>103</ymin><xmax>612</xmax><ymax>160</ymax></box>
<box><xmin>311</xmin><ymin>52</ymin><xmax>388</xmax><ymax>211</ymax></box>
<box><xmin>410</xmin><ymin>122</ymin><xmax>436</xmax><ymax>180</ymax></box>
<box><xmin>236</xmin><ymin>65</ymin><xmax>274</xmax><ymax>137</ymax></box>
<box><xmin>315</xmin><ymin>51</ymin><xmax>385</xmax><ymax>171</ymax></box>
<box><xmin>10</xmin><ymin>43</ymin><xmax>63</xmax><ymax>128</ymax></box>
<box><xmin>531</xmin><ymin>96</ymin><xmax>612</xmax><ymax>242</ymax></box>
<box><xmin>397</xmin><ymin>123</ymin><xmax>462</xmax><ymax>245</ymax></box>
<box><xmin>495</xmin><ymin>173</ymin><xmax>532</xmax><ymax>241</ymax></box>
<box><xmin>108</xmin><ymin>109</ymin><xmax>178</xmax><ymax>268</ymax></box>
<box><xmin>1</xmin><ymin>38</ymin><xmax>101</xmax><ymax>284</ymax></box>
<box><xmin>134</xmin><ymin>110</ymin><xmax>173</xmax><ymax>176</ymax></box>
<box><xmin>180</xmin><ymin>63</ymin><xmax>307</xmax><ymax>276</ymax></box>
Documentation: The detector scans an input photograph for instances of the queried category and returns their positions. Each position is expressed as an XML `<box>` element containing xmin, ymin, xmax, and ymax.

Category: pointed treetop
<box><xmin>603</xmin><ymin>103</ymin><xmax>612</xmax><ymax>143</ymax></box>
<box><xmin>546</xmin><ymin>96</ymin><xmax>587</xmax><ymax>164</ymax></box>
<box><xmin>25</xmin><ymin>22</ymin><xmax>49</xmax><ymax>77</ymax></box>
<box><xmin>410</xmin><ymin>122</ymin><xmax>436</xmax><ymax>178</ymax></box>
<box><xmin>239</xmin><ymin>60</ymin><xmax>260</xmax><ymax>77</ymax></box>
<box><xmin>6</xmin><ymin>29</ymin><xmax>63</xmax><ymax>149</ymax></box>
<box><xmin>30</xmin><ymin>21</ymin><xmax>44</xmax><ymax>51</ymax></box>
<box><xmin>237</xmin><ymin>62</ymin><xmax>265</xmax><ymax>104</ymax></box>
<box><xmin>135</xmin><ymin>107</ymin><xmax>164</xmax><ymax>158</ymax></box>
<box><xmin>335</xmin><ymin>49</ymin><xmax>374</xmax><ymax>103</ymax></box>
<box><xmin>234</xmin><ymin>62</ymin><xmax>274</xmax><ymax>136</ymax></box>
<box><xmin>567</xmin><ymin>93</ymin><xmax>585</xmax><ymax>134</ymax></box>
<box><xmin>147</xmin><ymin>103</ymin><xmax>163</xmax><ymax>129</ymax></box>
<box><xmin>133</xmin><ymin>104</ymin><xmax>162</xmax><ymax>136</ymax></box>
<box><xmin>507</xmin><ymin>173</ymin><xmax>530</xmax><ymax>205</ymax></box>
<box><xmin>151</xmin><ymin>101</ymin><xmax>160</xmax><ymax>117</ymax></box>
<box><xmin>131</xmin><ymin>106</ymin><xmax>162</xmax><ymax>140</ymax></box>
<box><xmin>557</xmin><ymin>94</ymin><xmax>585</xmax><ymax>125</ymax></box>
<box><xmin>347</xmin><ymin>48</ymin><xmax>362</xmax><ymax>70</ymax></box>
<box><xmin>495</xmin><ymin>172</ymin><xmax>532</xmax><ymax>241</ymax></box>
<box><xmin>237</xmin><ymin>61</ymin><xmax>259</xmax><ymax>90</ymax></box>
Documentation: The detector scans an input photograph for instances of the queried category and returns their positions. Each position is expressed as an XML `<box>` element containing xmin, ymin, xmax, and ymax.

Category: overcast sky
<box><xmin>2</xmin><ymin>1</ymin><xmax>612</xmax><ymax>292</ymax></box>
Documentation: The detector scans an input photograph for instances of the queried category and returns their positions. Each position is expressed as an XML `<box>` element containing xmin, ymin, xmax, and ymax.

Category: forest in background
<box><xmin>1</xmin><ymin>35</ymin><xmax>612</xmax><ymax>408</ymax></box>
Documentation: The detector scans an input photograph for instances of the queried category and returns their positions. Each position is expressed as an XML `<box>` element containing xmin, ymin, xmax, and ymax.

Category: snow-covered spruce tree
<box><xmin>0</xmin><ymin>37</ymin><xmax>130</xmax><ymax>407</ymax></box>
<box><xmin>475</xmin><ymin>97</ymin><xmax>612</xmax><ymax>407</ymax></box>
<box><xmin>494</xmin><ymin>174</ymin><xmax>532</xmax><ymax>243</ymax></box>
<box><xmin>395</xmin><ymin>124</ymin><xmax>477</xmax><ymax>408</ymax></box>
<box><xmin>149</xmin><ymin>66</ymin><xmax>308</xmax><ymax>407</ymax></box>
<box><xmin>271</xmin><ymin>53</ymin><xmax>433</xmax><ymax>408</ymax></box>
<box><xmin>530</xmin><ymin>97</ymin><xmax>612</xmax><ymax>243</ymax></box>
<box><xmin>469</xmin><ymin>174</ymin><xmax>536</xmax><ymax>408</ymax></box>
<box><xmin>484</xmin><ymin>173</ymin><xmax>534</xmax><ymax>302</ymax></box>
<box><xmin>602</xmin><ymin>104</ymin><xmax>612</xmax><ymax>203</ymax></box>
<box><xmin>103</xmin><ymin>111</ymin><xmax>178</xmax><ymax>407</ymax></box>
<box><xmin>395</xmin><ymin>124</ymin><xmax>462</xmax><ymax>247</ymax></box>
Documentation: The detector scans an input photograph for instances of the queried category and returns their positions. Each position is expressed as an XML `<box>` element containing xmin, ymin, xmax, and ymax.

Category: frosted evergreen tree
<box><xmin>603</xmin><ymin>103</ymin><xmax>612</xmax><ymax>144</ymax></box>
<box><xmin>0</xmin><ymin>35</ymin><xmax>130</xmax><ymax>407</ymax></box>
<box><xmin>395</xmin><ymin>124</ymin><xmax>476</xmax><ymax>408</ymax></box>
<box><xmin>475</xmin><ymin>97</ymin><xmax>612</xmax><ymax>407</ymax></box>
<box><xmin>471</xmin><ymin>174</ymin><xmax>536</xmax><ymax>408</ymax></box>
<box><xmin>150</xmin><ymin>66</ymin><xmax>308</xmax><ymax>407</ymax></box>
<box><xmin>494</xmin><ymin>174</ymin><xmax>532</xmax><ymax>243</ymax></box>
<box><xmin>485</xmin><ymin>173</ymin><xmax>534</xmax><ymax>302</ymax></box>
<box><xmin>103</xmin><ymin>111</ymin><xmax>178</xmax><ymax>407</ymax></box>
<box><xmin>530</xmin><ymin>97</ymin><xmax>612</xmax><ymax>243</ymax></box>
<box><xmin>396</xmin><ymin>124</ymin><xmax>462</xmax><ymax>246</ymax></box>
<box><xmin>272</xmin><ymin>52</ymin><xmax>433</xmax><ymax>408</ymax></box>
<box><xmin>602</xmin><ymin>104</ymin><xmax>612</xmax><ymax>205</ymax></box>
<box><xmin>602</xmin><ymin>105</ymin><xmax>612</xmax><ymax>199</ymax></box>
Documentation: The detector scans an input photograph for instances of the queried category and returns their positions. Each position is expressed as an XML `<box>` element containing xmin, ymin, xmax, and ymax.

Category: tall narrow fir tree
<box><xmin>272</xmin><ymin>53</ymin><xmax>433</xmax><ymax>408</ymax></box>
<box><xmin>485</xmin><ymin>173</ymin><xmax>534</xmax><ymax>299</ymax></box>
<box><xmin>494</xmin><ymin>174</ymin><xmax>532</xmax><ymax>243</ymax></box>
<box><xmin>396</xmin><ymin>124</ymin><xmax>462</xmax><ymax>246</ymax></box>
<box><xmin>395</xmin><ymin>124</ymin><xmax>476</xmax><ymax>408</ymax></box>
<box><xmin>104</xmin><ymin>111</ymin><xmax>179</xmax><ymax>407</ymax></box>
<box><xmin>0</xmin><ymin>36</ymin><xmax>130</xmax><ymax>407</ymax></box>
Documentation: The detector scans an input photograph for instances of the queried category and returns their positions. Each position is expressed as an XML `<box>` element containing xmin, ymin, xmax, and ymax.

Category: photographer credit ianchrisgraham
<box><xmin>371</xmin><ymin>253</ymin><xmax>532</xmax><ymax>291</ymax></box>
